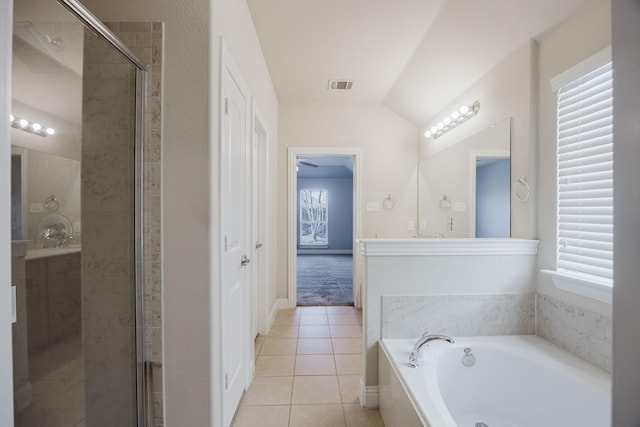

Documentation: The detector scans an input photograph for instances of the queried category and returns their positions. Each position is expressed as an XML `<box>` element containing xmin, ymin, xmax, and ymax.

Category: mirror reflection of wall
<box><xmin>10</xmin><ymin>15</ymin><xmax>83</xmax><ymax>247</ymax></box>
<box><xmin>10</xmin><ymin>148</ymin><xmax>81</xmax><ymax>243</ymax></box>
<box><xmin>418</xmin><ymin>118</ymin><xmax>511</xmax><ymax>237</ymax></box>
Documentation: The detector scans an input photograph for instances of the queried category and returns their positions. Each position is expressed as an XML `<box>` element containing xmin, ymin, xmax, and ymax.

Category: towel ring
<box><xmin>382</xmin><ymin>194</ymin><xmax>396</xmax><ymax>210</ymax></box>
<box><xmin>439</xmin><ymin>195</ymin><xmax>452</xmax><ymax>210</ymax></box>
<box><xmin>514</xmin><ymin>176</ymin><xmax>530</xmax><ymax>202</ymax></box>
<box><xmin>44</xmin><ymin>195</ymin><xmax>59</xmax><ymax>211</ymax></box>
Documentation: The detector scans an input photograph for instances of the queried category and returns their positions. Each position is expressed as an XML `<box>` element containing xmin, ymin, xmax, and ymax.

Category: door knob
<box><xmin>240</xmin><ymin>255</ymin><xmax>251</xmax><ymax>267</ymax></box>
<box><xmin>255</xmin><ymin>242</ymin><xmax>263</xmax><ymax>249</ymax></box>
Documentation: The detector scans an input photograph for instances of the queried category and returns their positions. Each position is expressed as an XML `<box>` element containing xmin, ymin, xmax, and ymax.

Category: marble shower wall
<box><xmin>536</xmin><ymin>293</ymin><xmax>612</xmax><ymax>373</ymax></box>
<box><xmin>82</xmin><ymin>27</ymin><xmax>137</xmax><ymax>427</ymax></box>
<box><xmin>82</xmin><ymin>21</ymin><xmax>163</xmax><ymax>427</ymax></box>
<box><xmin>381</xmin><ymin>293</ymin><xmax>536</xmax><ymax>339</ymax></box>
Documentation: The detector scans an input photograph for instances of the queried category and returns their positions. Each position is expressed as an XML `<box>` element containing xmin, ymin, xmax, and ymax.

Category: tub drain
<box><xmin>475</xmin><ymin>423</ymin><xmax>488</xmax><ymax>427</ymax></box>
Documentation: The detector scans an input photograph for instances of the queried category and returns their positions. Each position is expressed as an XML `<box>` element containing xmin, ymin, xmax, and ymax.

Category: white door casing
<box><xmin>287</xmin><ymin>147</ymin><xmax>363</xmax><ymax>309</ymax></box>
<box><xmin>251</xmin><ymin>103</ymin><xmax>269</xmax><ymax>336</ymax></box>
<box><xmin>220</xmin><ymin>43</ymin><xmax>251</xmax><ymax>427</ymax></box>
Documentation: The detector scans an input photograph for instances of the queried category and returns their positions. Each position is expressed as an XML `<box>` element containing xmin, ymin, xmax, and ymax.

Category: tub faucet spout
<box><xmin>408</xmin><ymin>332</ymin><xmax>454</xmax><ymax>368</ymax></box>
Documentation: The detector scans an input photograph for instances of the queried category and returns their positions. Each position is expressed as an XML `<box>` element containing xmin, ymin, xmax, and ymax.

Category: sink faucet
<box><xmin>408</xmin><ymin>332</ymin><xmax>454</xmax><ymax>367</ymax></box>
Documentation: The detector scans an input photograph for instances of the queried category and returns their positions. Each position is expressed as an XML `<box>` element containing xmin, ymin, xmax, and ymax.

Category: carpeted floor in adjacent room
<box><xmin>296</xmin><ymin>254</ymin><xmax>353</xmax><ymax>306</ymax></box>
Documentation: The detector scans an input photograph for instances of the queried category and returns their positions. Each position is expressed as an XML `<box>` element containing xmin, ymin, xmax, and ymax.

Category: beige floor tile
<box><xmin>330</xmin><ymin>324</ymin><xmax>362</xmax><ymax>338</ymax></box>
<box><xmin>297</xmin><ymin>338</ymin><xmax>333</xmax><ymax>355</ymax></box>
<box><xmin>338</xmin><ymin>375</ymin><xmax>361</xmax><ymax>404</ymax></box>
<box><xmin>335</xmin><ymin>354</ymin><xmax>363</xmax><ymax>375</ymax></box>
<box><xmin>332</xmin><ymin>338</ymin><xmax>363</xmax><ymax>354</ymax></box>
<box><xmin>273</xmin><ymin>311</ymin><xmax>301</xmax><ymax>325</ymax></box>
<box><xmin>255</xmin><ymin>335</ymin><xmax>266</xmax><ymax>357</ymax></box>
<box><xmin>260</xmin><ymin>339</ymin><xmax>298</xmax><ymax>355</ymax></box>
<box><xmin>269</xmin><ymin>324</ymin><xmax>300</xmax><ymax>338</ymax></box>
<box><xmin>326</xmin><ymin>306</ymin><xmax>357</xmax><ymax>315</ymax></box>
<box><xmin>328</xmin><ymin>315</ymin><xmax>361</xmax><ymax>325</ymax></box>
<box><xmin>255</xmin><ymin>355</ymin><xmax>296</xmax><ymax>376</ymax></box>
<box><xmin>298</xmin><ymin>306</ymin><xmax>327</xmax><ymax>315</ymax></box>
<box><xmin>343</xmin><ymin>404</ymin><xmax>384</xmax><ymax>427</ymax></box>
<box><xmin>300</xmin><ymin>314</ymin><xmax>329</xmax><ymax>325</ymax></box>
<box><xmin>241</xmin><ymin>376</ymin><xmax>293</xmax><ymax>406</ymax></box>
<box><xmin>231</xmin><ymin>405</ymin><xmax>290</xmax><ymax>427</ymax></box>
<box><xmin>289</xmin><ymin>404</ymin><xmax>346</xmax><ymax>427</ymax></box>
<box><xmin>299</xmin><ymin>325</ymin><xmax>331</xmax><ymax>338</ymax></box>
<box><xmin>295</xmin><ymin>355</ymin><xmax>336</xmax><ymax>375</ymax></box>
<box><xmin>291</xmin><ymin>376</ymin><xmax>342</xmax><ymax>404</ymax></box>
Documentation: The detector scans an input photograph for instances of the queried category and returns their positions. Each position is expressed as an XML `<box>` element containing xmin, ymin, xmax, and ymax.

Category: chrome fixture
<box><xmin>514</xmin><ymin>175</ymin><xmax>530</xmax><ymax>202</ymax></box>
<box><xmin>439</xmin><ymin>194</ymin><xmax>451</xmax><ymax>210</ymax></box>
<box><xmin>424</xmin><ymin>101</ymin><xmax>480</xmax><ymax>139</ymax></box>
<box><xmin>408</xmin><ymin>332</ymin><xmax>455</xmax><ymax>367</ymax></box>
<box><xmin>9</xmin><ymin>113</ymin><xmax>55</xmax><ymax>137</ymax></box>
<box><xmin>40</xmin><ymin>223</ymin><xmax>73</xmax><ymax>248</ymax></box>
<box><xmin>462</xmin><ymin>347</ymin><xmax>476</xmax><ymax>367</ymax></box>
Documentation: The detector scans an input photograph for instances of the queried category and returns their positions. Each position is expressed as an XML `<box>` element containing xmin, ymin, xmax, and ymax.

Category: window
<box><xmin>299</xmin><ymin>189</ymin><xmax>328</xmax><ymax>246</ymax></box>
<box><xmin>544</xmin><ymin>50</ymin><xmax>613</xmax><ymax>303</ymax></box>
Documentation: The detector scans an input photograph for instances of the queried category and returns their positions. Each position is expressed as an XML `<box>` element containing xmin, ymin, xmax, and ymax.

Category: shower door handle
<box><xmin>240</xmin><ymin>255</ymin><xmax>251</xmax><ymax>267</ymax></box>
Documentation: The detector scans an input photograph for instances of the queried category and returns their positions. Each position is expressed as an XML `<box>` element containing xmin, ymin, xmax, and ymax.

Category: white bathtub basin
<box><xmin>379</xmin><ymin>335</ymin><xmax>611</xmax><ymax>427</ymax></box>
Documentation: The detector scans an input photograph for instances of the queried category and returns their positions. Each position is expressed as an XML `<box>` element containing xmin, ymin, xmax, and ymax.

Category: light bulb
<box><xmin>437</xmin><ymin>122</ymin><xmax>444</xmax><ymax>130</ymax></box>
<box><xmin>424</xmin><ymin>130</ymin><xmax>432</xmax><ymax>138</ymax></box>
<box><xmin>459</xmin><ymin>105</ymin><xmax>470</xmax><ymax>115</ymax></box>
<box><xmin>451</xmin><ymin>111</ymin><xmax>460</xmax><ymax>120</ymax></box>
<box><xmin>9</xmin><ymin>114</ymin><xmax>14</xmax><ymax>122</ymax></box>
<box><xmin>32</xmin><ymin>123</ymin><xmax>42</xmax><ymax>131</ymax></box>
<box><xmin>19</xmin><ymin>119</ymin><xmax>29</xmax><ymax>128</ymax></box>
<box><xmin>443</xmin><ymin>117</ymin><xmax>452</xmax><ymax>125</ymax></box>
<box><xmin>45</xmin><ymin>128</ymin><xmax>55</xmax><ymax>135</ymax></box>
<box><xmin>430</xmin><ymin>126</ymin><xmax>438</xmax><ymax>134</ymax></box>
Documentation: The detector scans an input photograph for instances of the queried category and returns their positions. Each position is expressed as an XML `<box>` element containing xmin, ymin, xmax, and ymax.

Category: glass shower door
<box><xmin>10</xmin><ymin>0</ymin><xmax>147</xmax><ymax>425</ymax></box>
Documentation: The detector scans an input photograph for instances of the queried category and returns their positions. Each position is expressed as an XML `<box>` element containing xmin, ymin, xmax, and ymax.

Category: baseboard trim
<box><xmin>360</xmin><ymin>378</ymin><xmax>378</xmax><ymax>408</ymax></box>
<box><xmin>276</xmin><ymin>298</ymin><xmax>289</xmax><ymax>310</ymax></box>
<box><xmin>266</xmin><ymin>299</ymin><xmax>281</xmax><ymax>333</ymax></box>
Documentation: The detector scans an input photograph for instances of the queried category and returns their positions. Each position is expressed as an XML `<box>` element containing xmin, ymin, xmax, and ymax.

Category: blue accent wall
<box><xmin>297</xmin><ymin>177</ymin><xmax>353</xmax><ymax>251</ymax></box>
<box><xmin>476</xmin><ymin>159</ymin><xmax>510</xmax><ymax>237</ymax></box>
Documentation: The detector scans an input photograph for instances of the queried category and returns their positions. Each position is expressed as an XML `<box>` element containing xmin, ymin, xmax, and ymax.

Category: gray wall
<box><xmin>612</xmin><ymin>0</ymin><xmax>640</xmax><ymax>425</ymax></box>
<box><xmin>297</xmin><ymin>177</ymin><xmax>353</xmax><ymax>251</ymax></box>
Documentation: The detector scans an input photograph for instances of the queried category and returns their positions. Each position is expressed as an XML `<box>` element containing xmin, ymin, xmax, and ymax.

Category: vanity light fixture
<box><xmin>9</xmin><ymin>113</ymin><xmax>55</xmax><ymax>137</ymax></box>
<box><xmin>424</xmin><ymin>101</ymin><xmax>480</xmax><ymax>139</ymax></box>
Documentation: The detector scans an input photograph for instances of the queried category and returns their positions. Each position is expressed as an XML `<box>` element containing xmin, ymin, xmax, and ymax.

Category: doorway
<box><xmin>288</xmin><ymin>148</ymin><xmax>362</xmax><ymax>309</ymax></box>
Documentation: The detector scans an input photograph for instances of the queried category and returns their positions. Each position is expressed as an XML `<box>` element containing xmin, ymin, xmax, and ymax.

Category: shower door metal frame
<box><xmin>55</xmin><ymin>1</ymin><xmax>149</xmax><ymax>425</ymax></box>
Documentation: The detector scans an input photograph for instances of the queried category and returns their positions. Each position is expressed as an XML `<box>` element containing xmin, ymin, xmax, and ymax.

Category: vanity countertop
<box><xmin>25</xmin><ymin>246</ymin><xmax>82</xmax><ymax>261</ymax></box>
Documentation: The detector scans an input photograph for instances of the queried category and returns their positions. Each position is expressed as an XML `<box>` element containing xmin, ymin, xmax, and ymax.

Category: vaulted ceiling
<box><xmin>247</xmin><ymin>0</ymin><xmax>591</xmax><ymax>127</ymax></box>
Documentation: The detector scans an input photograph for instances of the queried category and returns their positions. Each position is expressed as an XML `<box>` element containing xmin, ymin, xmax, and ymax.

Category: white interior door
<box><xmin>220</xmin><ymin>46</ymin><xmax>251</xmax><ymax>427</ymax></box>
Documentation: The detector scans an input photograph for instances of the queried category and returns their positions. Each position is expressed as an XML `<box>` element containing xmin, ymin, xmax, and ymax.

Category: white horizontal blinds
<box><xmin>557</xmin><ymin>62</ymin><xmax>613</xmax><ymax>284</ymax></box>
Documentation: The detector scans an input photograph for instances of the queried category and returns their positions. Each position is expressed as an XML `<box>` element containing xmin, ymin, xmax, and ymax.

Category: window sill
<box><xmin>540</xmin><ymin>270</ymin><xmax>612</xmax><ymax>304</ymax></box>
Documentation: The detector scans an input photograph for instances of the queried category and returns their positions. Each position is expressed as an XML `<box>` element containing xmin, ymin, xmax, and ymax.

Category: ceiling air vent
<box><xmin>328</xmin><ymin>80</ymin><xmax>354</xmax><ymax>91</ymax></box>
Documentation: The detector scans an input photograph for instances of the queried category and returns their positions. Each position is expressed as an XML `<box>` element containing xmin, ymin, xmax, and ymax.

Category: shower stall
<box><xmin>9</xmin><ymin>0</ymin><xmax>157</xmax><ymax>425</ymax></box>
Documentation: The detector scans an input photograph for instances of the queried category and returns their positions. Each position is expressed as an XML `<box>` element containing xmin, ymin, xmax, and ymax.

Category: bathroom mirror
<box><xmin>11</xmin><ymin>146</ymin><xmax>81</xmax><ymax>242</ymax></box>
<box><xmin>418</xmin><ymin>118</ymin><xmax>511</xmax><ymax>237</ymax></box>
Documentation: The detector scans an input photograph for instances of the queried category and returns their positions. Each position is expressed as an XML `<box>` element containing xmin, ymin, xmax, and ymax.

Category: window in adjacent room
<box><xmin>299</xmin><ymin>189</ymin><xmax>328</xmax><ymax>246</ymax></box>
<box><xmin>544</xmin><ymin>48</ymin><xmax>613</xmax><ymax>303</ymax></box>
